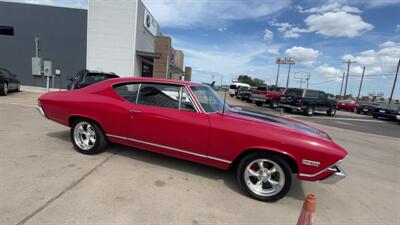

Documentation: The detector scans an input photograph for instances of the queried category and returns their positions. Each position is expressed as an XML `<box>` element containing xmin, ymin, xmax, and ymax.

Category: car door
<box><xmin>318</xmin><ymin>92</ymin><xmax>330</xmax><ymax>110</ymax></box>
<box><xmin>114</xmin><ymin>82</ymin><xmax>210</xmax><ymax>162</ymax></box>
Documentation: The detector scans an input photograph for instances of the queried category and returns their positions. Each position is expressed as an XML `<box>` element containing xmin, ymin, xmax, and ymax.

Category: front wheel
<box><xmin>237</xmin><ymin>153</ymin><xmax>292</xmax><ymax>202</ymax></box>
<box><xmin>0</xmin><ymin>82</ymin><xmax>8</xmax><ymax>96</ymax></box>
<box><xmin>71</xmin><ymin>119</ymin><xmax>108</xmax><ymax>155</ymax></box>
<box><xmin>327</xmin><ymin>107</ymin><xmax>336</xmax><ymax>116</ymax></box>
<box><xmin>230</xmin><ymin>94</ymin><xmax>234</xmax><ymax>97</ymax></box>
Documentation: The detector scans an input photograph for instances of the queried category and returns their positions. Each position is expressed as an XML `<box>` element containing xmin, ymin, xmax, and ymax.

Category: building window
<box><xmin>0</xmin><ymin>26</ymin><xmax>14</xmax><ymax>36</ymax></box>
<box><xmin>142</xmin><ymin>61</ymin><xmax>153</xmax><ymax>77</ymax></box>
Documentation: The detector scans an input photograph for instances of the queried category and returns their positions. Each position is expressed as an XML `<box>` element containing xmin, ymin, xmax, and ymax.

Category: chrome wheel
<box><xmin>73</xmin><ymin>121</ymin><xmax>96</xmax><ymax>150</ymax></box>
<box><xmin>3</xmin><ymin>83</ymin><xmax>8</xmax><ymax>95</ymax></box>
<box><xmin>244</xmin><ymin>159</ymin><xmax>285</xmax><ymax>197</ymax></box>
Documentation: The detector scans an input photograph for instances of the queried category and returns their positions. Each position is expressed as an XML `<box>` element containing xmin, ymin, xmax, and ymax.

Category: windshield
<box><xmin>190</xmin><ymin>85</ymin><xmax>229</xmax><ymax>113</ymax></box>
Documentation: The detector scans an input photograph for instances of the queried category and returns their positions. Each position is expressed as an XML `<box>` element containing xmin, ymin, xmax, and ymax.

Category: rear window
<box><xmin>229</xmin><ymin>84</ymin><xmax>236</xmax><ymax>89</ymax></box>
<box><xmin>305</xmin><ymin>90</ymin><xmax>319</xmax><ymax>98</ymax></box>
<box><xmin>85</xmin><ymin>73</ymin><xmax>118</xmax><ymax>83</ymax></box>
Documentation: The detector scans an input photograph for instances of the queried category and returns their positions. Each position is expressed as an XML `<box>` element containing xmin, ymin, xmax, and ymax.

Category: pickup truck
<box><xmin>250</xmin><ymin>86</ymin><xmax>284</xmax><ymax>108</ymax></box>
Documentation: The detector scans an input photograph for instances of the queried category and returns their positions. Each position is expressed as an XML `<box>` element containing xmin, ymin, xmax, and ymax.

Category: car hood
<box><xmin>226</xmin><ymin>108</ymin><xmax>331</xmax><ymax>140</ymax></box>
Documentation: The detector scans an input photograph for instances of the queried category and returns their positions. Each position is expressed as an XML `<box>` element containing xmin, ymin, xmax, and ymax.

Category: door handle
<box><xmin>129</xmin><ymin>109</ymin><xmax>142</xmax><ymax>114</ymax></box>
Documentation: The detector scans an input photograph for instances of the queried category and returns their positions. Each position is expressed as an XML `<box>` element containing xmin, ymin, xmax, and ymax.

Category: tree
<box><xmin>237</xmin><ymin>75</ymin><xmax>265</xmax><ymax>87</ymax></box>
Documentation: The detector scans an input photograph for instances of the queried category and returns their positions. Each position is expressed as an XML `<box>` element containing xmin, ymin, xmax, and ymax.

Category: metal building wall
<box><xmin>0</xmin><ymin>2</ymin><xmax>87</xmax><ymax>88</ymax></box>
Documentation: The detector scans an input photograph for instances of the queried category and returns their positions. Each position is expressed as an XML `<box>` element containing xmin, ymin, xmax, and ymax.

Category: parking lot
<box><xmin>1</xmin><ymin>91</ymin><xmax>399</xmax><ymax>225</ymax></box>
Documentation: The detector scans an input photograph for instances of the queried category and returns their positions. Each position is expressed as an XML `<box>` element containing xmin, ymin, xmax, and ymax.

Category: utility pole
<box><xmin>343</xmin><ymin>60</ymin><xmax>356</xmax><ymax>98</ymax></box>
<box><xmin>275</xmin><ymin>63</ymin><xmax>281</xmax><ymax>86</ymax></box>
<box><xmin>339</xmin><ymin>72</ymin><xmax>345</xmax><ymax>97</ymax></box>
<box><xmin>306</xmin><ymin>76</ymin><xmax>310</xmax><ymax>89</ymax></box>
<box><xmin>356</xmin><ymin>66</ymin><xmax>365</xmax><ymax>102</ymax></box>
<box><xmin>389</xmin><ymin>59</ymin><xmax>400</xmax><ymax>104</ymax></box>
<box><xmin>286</xmin><ymin>63</ymin><xmax>292</xmax><ymax>88</ymax></box>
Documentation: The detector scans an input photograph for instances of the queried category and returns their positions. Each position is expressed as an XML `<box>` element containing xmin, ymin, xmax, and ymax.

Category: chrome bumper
<box><xmin>321</xmin><ymin>165</ymin><xmax>347</xmax><ymax>184</ymax></box>
<box><xmin>36</xmin><ymin>105</ymin><xmax>47</xmax><ymax>119</ymax></box>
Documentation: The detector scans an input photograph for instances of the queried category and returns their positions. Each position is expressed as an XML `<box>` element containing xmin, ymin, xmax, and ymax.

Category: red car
<box><xmin>37</xmin><ymin>78</ymin><xmax>347</xmax><ymax>202</ymax></box>
<box><xmin>337</xmin><ymin>100</ymin><xmax>359</xmax><ymax>112</ymax></box>
<box><xmin>250</xmin><ymin>86</ymin><xmax>284</xmax><ymax>108</ymax></box>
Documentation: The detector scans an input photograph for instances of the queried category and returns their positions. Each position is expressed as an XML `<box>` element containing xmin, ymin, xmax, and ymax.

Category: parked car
<box><xmin>337</xmin><ymin>100</ymin><xmax>359</xmax><ymax>112</ymax></box>
<box><xmin>0</xmin><ymin>67</ymin><xmax>20</xmax><ymax>96</ymax></box>
<box><xmin>280</xmin><ymin>88</ymin><xmax>337</xmax><ymax>116</ymax></box>
<box><xmin>356</xmin><ymin>103</ymin><xmax>380</xmax><ymax>115</ymax></box>
<box><xmin>236</xmin><ymin>86</ymin><xmax>254</xmax><ymax>102</ymax></box>
<box><xmin>250</xmin><ymin>86</ymin><xmax>284</xmax><ymax>108</ymax></box>
<box><xmin>229</xmin><ymin>82</ymin><xmax>250</xmax><ymax>97</ymax></box>
<box><xmin>67</xmin><ymin>69</ymin><xmax>119</xmax><ymax>90</ymax></box>
<box><xmin>37</xmin><ymin>78</ymin><xmax>347</xmax><ymax>202</ymax></box>
<box><xmin>371</xmin><ymin>104</ymin><xmax>400</xmax><ymax>123</ymax></box>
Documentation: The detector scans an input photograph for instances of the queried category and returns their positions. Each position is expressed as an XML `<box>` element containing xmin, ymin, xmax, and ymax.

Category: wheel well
<box><xmin>230</xmin><ymin>149</ymin><xmax>298</xmax><ymax>173</ymax></box>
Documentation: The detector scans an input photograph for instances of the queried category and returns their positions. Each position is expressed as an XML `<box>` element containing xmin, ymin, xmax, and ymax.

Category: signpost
<box><xmin>275</xmin><ymin>57</ymin><xmax>295</xmax><ymax>88</ymax></box>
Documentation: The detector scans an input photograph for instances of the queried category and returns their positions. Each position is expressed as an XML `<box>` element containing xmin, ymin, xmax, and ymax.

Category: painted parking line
<box><xmin>288</xmin><ymin>115</ymin><xmax>385</xmax><ymax>123</ymax></box>
<box><xmin>0</xmin><ymin>102</ymin><xmax>36</xmax><ymax>107</ymax></box>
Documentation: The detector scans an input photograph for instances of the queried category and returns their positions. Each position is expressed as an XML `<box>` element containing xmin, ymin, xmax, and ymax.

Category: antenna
<box><xmin>222</xmin><ymin>89</ymin><xmax>227</xmax><ymax>116</ymax></box>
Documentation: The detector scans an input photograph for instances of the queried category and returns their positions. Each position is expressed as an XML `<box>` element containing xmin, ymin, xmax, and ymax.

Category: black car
<box><xmin>280</xmin><ymin>88</ymin><xmax>337</xmax><ymax>116</ymax></box>
<box><xmin>371</xmin><ymin>104</ymin><xmax>400</xmax><ymax>123</ymax></box>
<box><xmin>0</xmin><ymin>67</ymin><xmax>20</xmax><ymax>96</ymax></box>
<box><xmin>356</xmin><ymin>103</ymin><xmax>380</xmax><ymax>115</ymax></box>
<box><xmin>67</xmin><ymin>69</ymin><xmax>119</xmax><ymax>90</ymax></box>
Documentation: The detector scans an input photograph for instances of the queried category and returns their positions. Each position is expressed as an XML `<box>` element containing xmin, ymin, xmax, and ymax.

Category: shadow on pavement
<box><xmin>46</xmin><ymin>130</ymin><xmax>306</xmax><ymax>202</ymax></box>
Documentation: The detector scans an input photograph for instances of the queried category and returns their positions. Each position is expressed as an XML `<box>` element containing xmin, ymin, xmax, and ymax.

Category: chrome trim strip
<box><xmin>36</xmin><ymin>106</ymin><xmax>47</xmax><ymax>119</ymax></box>
<box><xmin>106</xmin><ymin>134</ymin><xmax>231</xmax><ymax>164</ymax></box>
<box><xmin>299</xmin><ymin>160</ymin><xmax>342</xmax><ymax>178</ymax></box>
<box><xmin>184</xmin><ymin>85</ymin><xmax>201</xmax><ymax>113</ymax></box>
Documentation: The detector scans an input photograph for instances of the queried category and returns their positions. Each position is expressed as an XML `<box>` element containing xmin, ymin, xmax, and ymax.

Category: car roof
<box><xmin>100</xmin><ymin>77</ymin><xmax>202</xmax><ymax>86</ymax></box>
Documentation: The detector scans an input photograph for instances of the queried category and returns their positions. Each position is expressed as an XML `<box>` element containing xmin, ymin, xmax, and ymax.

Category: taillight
<box><xmin>297</xmin><ymin>98</ymin><xmax>303</xmax><ymax>106</ymax></box>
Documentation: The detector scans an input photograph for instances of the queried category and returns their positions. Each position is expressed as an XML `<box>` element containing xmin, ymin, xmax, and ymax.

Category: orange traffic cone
<box><xmin>296</xmin><ymin>193</ymin><xmax>316</xmax><ymax>225</ymax></box>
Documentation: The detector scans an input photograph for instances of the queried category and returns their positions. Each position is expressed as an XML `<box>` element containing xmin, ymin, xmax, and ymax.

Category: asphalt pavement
<box><xmin>1</xmin><ymin>91</ymin><xmax>399</xmax><ymax>225</ymax></box>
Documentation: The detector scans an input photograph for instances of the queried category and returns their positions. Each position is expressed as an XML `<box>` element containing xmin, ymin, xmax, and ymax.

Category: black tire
<box><xmin>373</xmin><ymin>114</ymin><xmax>378</xmax><ymax>119</ymax></box>
<box><xmin>70</xmin><ymin>119</ymin><xmax>108</xmax><ymax>155</ymax></box>
<box><xmin>255</xmin><ymin>101</ymin><xmax>263</xmax><ymax>107</ymax></box>
<box><xmin>327</xmin><ymin>107</ymin><xmax>336</xmax><ymax>116</ymax></box>
<box><xmin>269</xmin><ymin>100</ymin><xmax>278</xmax><ymax>109</ymax></box>
<box><xmin>246</xmin><ymin>99</ymin><xmax>253</xmax><ymax>103</ymax></box>
<box><xmin>0</xmin><ymin>82</ymin><xmax>8</xmax><ymax>96</ymax></box>
<box><xmin>230</xmin><ymin>94</ymin><xmax>234</xmax><ymax>97</ymax></box>
<box><xmin>304</xmin><ymin>106</ymin><xmax>314</xmax><ymax>116</ymax></box>
<box><xmin>356</xmin><ymin>110</ymin><xmax>360</xmax><ymax>114</ymax></box>
<box><xmin>284</xmin><ymin>108</ymin><xmax>292</xmax><ymax>113</ymax></box>
<box><xmin>237</xmin><ymin>153</ymin><xmax>292</xmax><ymax>202</ymax></box>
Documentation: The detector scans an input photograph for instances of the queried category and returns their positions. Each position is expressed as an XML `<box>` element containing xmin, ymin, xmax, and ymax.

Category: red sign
<box><xmin>276</xmin><ymin>57</ymin><xmax>295</xmax><ymax>65</ymax></box>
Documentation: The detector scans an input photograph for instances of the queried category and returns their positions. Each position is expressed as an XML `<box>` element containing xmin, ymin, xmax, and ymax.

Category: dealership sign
<box><xmin>144</xmin><ymin>9</ymin><xmax>158</xmax><ymax>36</ymax></box>
<box><xmin>276</xmin><ymin>57</ymin><xmax>295</xmax><ymax>65</ymax></box>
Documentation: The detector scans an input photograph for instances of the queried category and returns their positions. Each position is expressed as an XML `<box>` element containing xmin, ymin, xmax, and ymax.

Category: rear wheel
<box><xmin>246</xmin><ymin>99</ymin><xmax>253</xmax><ymax>103</ymax></box>
<box><xmin>230</xmin><ymin>94</ymin><xmax>234</xmax><ymax>97</ymax></box>
<box><xmin>255</xmin><ymin>101</ymin><xmax>263</xmax><ymax>107</ymax></box>
<box><xmin>237</xmin><ymin>153</ymin><xmax>292</xmax><ymax>202</ymax></box>
<box><xmin>373</xmin><ymin>114</ymin><xmax>378</xmax><ymax>119</ymax></box>
<box><xmin>304</xmin><ymin>106</ymin><xmax>314</xmax><ymax>116</ymax></box>
<box><xmin>71</xmin><ymin>119</ymin><xmax>107</xmax><ymax>155</ymax></box>
<box><xmin>284</xmin><ymin>108</ymin><xmax>292</xmax><ymax>113</ymax></box>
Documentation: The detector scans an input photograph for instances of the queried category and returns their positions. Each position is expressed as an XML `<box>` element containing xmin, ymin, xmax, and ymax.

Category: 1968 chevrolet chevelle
<box><xmin>37</xmin><ymin>77</ymin><xmax>347</xmax><ymax>201</ymax></box>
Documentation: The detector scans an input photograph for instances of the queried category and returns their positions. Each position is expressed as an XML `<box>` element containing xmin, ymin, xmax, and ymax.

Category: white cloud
<box><xmin>342</xmin><ymin>41</ymin><xmax>400</xmax><ymax>75</ymax></box>
<box><xmin>316</xmin><ymin>64</ymin><xmax>341</xmax><ymax>76</ymax></box>
<box><xmin>285</xmin><ymin>46</ymin><xmax>321</xmax><ymax>65</ymax></box>
<box><xmin>305</xmin><ymin>11</ymin><xmax>373</xmax><ymax>38</ymax></box>
<box><xmin>217</xmin><ymin>26</ymin><xmax>227</xmax><ymax>32</ymax></box>
<box><xmin>269</xmin><ymin>20</ymin><xmax>310</xmax><ymax>39</ymax></box>
<box><xmin>298</xmin><ymin>2</ymin><xmax>361</xmax><ymax>14</ymax></box>
<box><xmin>143</xmin><ymin>0</ymin><xmax>290</xmax><ymax>28</ymax></box>
<box><xmin>396</xmin><ymin>24</ymin><xmax>400</xmax><ymax>32</ymax></box>
<box><xmin>266</xmin><ymin>48</ymin><xmax>280</xmax><ymax>55</ymax></box>
<box><xmin>263</xmin><ymin>29</ymin><xmax>273</xmax><ymax>42</ymax></box>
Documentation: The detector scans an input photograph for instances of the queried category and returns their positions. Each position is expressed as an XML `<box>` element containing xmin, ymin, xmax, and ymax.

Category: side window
<box><xmin>305</xmin><ymin>90</ymin><xmax>318</xmax><ymax>98</ymax></box>
<box><xmin>319</xmin><ymin>92</ymin><xmax>327</xmax><ymax>100</ymax></box>
<box><xmin>137</xmin><ymin>83</ymin><xmax>181</xmax><ymax>109</ymax></box>
<box><xmin>114</xmin><ymin>83</ymin><xmax>140</xmax><ymax>103</ymax></box>
<box><xmin>180</xmin><ymin>88</ymin><xmax>196</xmax><ymax>111</ymax></box>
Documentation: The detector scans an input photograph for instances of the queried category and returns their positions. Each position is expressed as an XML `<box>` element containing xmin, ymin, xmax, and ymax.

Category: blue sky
<box><xmin>4</xmin><ymin>0</ymin><xmax>400</xmax><ymax>98</ymax></box>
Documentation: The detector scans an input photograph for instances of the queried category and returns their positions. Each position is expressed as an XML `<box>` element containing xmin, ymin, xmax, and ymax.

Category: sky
<box><xmin>3</xmin><ymin>0</ymin><xmax>400</xmax><ymax>98</ymax></box>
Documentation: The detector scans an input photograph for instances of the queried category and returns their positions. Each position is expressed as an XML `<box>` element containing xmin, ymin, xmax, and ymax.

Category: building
<box><xmin>0</xmin><ymin>0</ymin><xmax>191</xmax><ymax>89</ymax></box>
